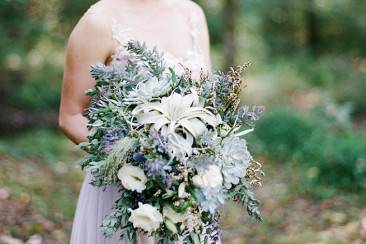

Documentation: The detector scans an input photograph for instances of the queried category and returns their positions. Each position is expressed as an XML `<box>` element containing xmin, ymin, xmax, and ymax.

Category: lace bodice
<box><xmin>109</xmin><ymin>12</ymin><xmax>207</xmax><ymax>79</ymax></box>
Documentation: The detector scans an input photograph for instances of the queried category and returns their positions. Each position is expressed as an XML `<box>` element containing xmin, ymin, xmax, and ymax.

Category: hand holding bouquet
<box><xmin>78</xmin><ymin>40</ymin><xmax>265</xmax><ymax>243</ymax></box>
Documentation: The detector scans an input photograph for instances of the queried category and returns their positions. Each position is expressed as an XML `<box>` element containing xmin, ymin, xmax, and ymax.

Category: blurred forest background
<box><xmin>1</xmin><ymin>0</ymin><xmax>366</xmax><ymax>243</ymax></box>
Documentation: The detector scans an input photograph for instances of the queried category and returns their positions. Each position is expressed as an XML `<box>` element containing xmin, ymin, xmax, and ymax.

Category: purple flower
<box><xmin>149</xmin><ymin>129</ymin><xmax>168</xmax><ymax>153</ymax></box>
<box><xmin>145</xmin><ymin>158</ymin><xmax>171</xmax><ymax>177</ymax></box>
<box><xmin>100</xmin><ymin>128</ymin><xmax>128</xmax><ymax>153</ymax></box>
<box><xmin>254</xmin><ymin>105</ymin><xmax>265</xmax><ymax>116</ymax></box>
<box><xmin>234</xmin><ymin>105</ymin><xmax>265</xmax><ymax>125</ymax></box>
<box><xmin>146</xmin><ymin>160</ymin><xmax>162</xmax><ymax>177</ymax></box>
<box><xmin>145</xmin><ymin>158</ymin><xmax>173</xmax><ymax>189</ymax></box>
<box><xmin>162</xmin><ymin>177</ymin><xmax>173</xmax><ymax>189</ymax></box>
<box><xmin>205</xmin><ymin>214</ymin><xmax>221</xmax><ymax>244</ymax></box>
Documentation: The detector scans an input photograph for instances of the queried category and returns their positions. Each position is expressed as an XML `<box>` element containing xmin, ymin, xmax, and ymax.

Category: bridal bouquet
<box><xmin>78</xmin><ymin>40</ymin><xmax>265</xmax><ymax>243</ymax></box>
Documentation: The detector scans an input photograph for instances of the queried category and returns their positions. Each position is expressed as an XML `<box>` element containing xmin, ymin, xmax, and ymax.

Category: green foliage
<box><xmin>0</xmin><ymin>0</ymin><xmax>46</xmax><ymax>98</ymax></box>
<box><xmin>243</xmin><ymin>0</ymin><xmax>366</xmax><ymax>56</ymax></box>
<box><xmin>293</xmin><ymin>55</ymin><xmax>366</xmax><ymax>116</ymax></box>
<box><xmin>229</xmin><ymin>180</ymin><xmax>262</xmax><ymax>222</ymax></box>
<box><xmin>127</xmin><ymin>40</ymin><xmax>166</xmax><ymax>78</ymax></box>
<box><xmin>0</xmin><ymin>0</ymin><xmax>45</xmax><ymax>60</ymax></box>
<box><xmin>0</xmin><ymin>129</ymin><xmax>72</xmax><ymax>162</ymax></box>
<box><xmin>0</xmin><ymin>0</ymin><xmax>94</xmax><ymax>112</ymax></box>
<box><xmin>7</xmin><ymin>63</ymin><xmax>62</xmax><ymax>111</ymax></box>
<box><xmin>254</xmin><ymin>106</ymin><xmax>366</xmax><ymax>196</ymax></box>
<box><xmin>87</xmin><ymin>137</ymin><xmax>139</xmax><ymax>187</ymax></box>
<box><xmin>1</xmin><ymin>0</ymin><xmax>365</xmax><ymax>117</ymax></box>
<box><xmin>300</xmin><ymin>131</ymin><xmax>366</xmax><ymax>192</ymax></box>
<box><xmin>254</xmin><ymin>107</ymin><xmax>315</xmax><ymax>161</ymax></box>
<box><xmin>333</xmin><ymin>69</ymin><xmax>366</xmax><ymax>116</ymax></box>
<box><xmin>58</xmin><ymin>0</ymin><xmax>96</xmax><ymax>31</ymax></box>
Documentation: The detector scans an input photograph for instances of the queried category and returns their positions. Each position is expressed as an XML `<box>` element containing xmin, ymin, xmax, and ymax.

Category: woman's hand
<box><xmin>59</xmin><ymin>12</ymin><xmax>113</xmax><ymax>145</ymax></box>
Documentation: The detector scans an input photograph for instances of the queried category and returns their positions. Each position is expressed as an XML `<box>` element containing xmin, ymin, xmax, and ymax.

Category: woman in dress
<box><xmin>59</xmin><ymin>0</ymin><xmax>212</xmax><ymax>243</ymax></box>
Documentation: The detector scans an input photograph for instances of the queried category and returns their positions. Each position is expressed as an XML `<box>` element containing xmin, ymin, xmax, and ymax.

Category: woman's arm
<box><xmin>59</xmin><ymin>12</ymin><xmax>113</xmax><ymax>145</ymax></box>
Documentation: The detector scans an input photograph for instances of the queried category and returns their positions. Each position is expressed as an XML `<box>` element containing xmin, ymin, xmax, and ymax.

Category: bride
<box><xmin>58</xmin><ymin>0</ymin><xmax>212</xmax><ymax>243</ymax></box>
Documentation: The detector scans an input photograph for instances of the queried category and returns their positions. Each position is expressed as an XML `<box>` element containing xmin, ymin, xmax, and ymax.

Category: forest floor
<box><xmin>0</xmin><ymin>129</ymin><xmax>365</xmax><ymax>244</ymax></box>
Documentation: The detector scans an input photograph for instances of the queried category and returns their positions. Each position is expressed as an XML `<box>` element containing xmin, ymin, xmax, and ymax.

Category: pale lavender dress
<box><xmin>70</xmin><ymin>172</ymin><xmax>155</xmax><ymax>244</ymax></box>
<box><xmin>70</xmin><ymin>6</ymin><xmax>208</xmax><ymax>244</ymax></box>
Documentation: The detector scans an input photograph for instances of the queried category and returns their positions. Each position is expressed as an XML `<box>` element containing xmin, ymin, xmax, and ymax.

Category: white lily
<box><xmin>132</xmin><ymin>90</ymin><xmax>221</xmax><ymax>156</ymax></box>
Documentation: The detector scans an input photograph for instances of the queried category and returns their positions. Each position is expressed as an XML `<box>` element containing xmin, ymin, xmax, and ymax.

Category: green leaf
<box><xmin>162</xmin><ymin>189</ymin><xmax>176</xmax><ymax>199</ymax></box>
<box><xmin>190</xmin><ymin>233</ymin><xmax>200</xmax><ymax>244</ymax></box>
<box><xmin>169</xmin><ymin>67</ymin><xmax>177</xmax><ymax>84</ymax></box>
<box><xmin>85</xmin><ymin>88</ymin><xmax>96</xmax><ymax>96</ymax></box>
<box><xmin>89</xmin><ymin>119</ymin><xmax>103</xmax><ymax>127</ymax></box>
<box><xmin>165</xmin><ymin>218</ymin><xmax>178</xmax><ymax>234</ymax></box>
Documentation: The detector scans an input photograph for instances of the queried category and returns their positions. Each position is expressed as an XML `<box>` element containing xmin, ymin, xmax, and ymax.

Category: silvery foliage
<box><xmin>215</xmin><ymin>136</ymin><xmax>251</xmax><ymax>189</ymax></box>
<box><xmin>197</xmin><ymin>130</ymin><xmax>220</xmax><ymax>148</ymax></box>
<box><xmin>197</xmin><ymin>132</ymin><xmax>252</xmax><ymax>190</ymax></box>
<box><xmin>230</xmin><ymin>105</ymin><xmax>266</xmax><ymax>126</ymax></box>
<box><xmin>124</xmin><ymin>76</ymin><xmax>172</xmax><ymax>105</ymax></box>
<box><xmin>89</xmin><ymin>137</ymin><xmax>138</xmax><ymax>186</ymax></box>
<box><xmin>192</xmin><ymin>133</ymin><xmax>251</xmax><ymax>212</ymax></box>
<box><xmin>194</xmin><ymin>187</ymin><xmax>226</xmax><ymax>214</ymax></box>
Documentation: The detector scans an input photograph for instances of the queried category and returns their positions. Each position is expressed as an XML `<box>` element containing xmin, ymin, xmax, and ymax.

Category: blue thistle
<box><xmin>145</xmin><ymin>158</ymin><xmax>171</xmax><ymax>178</ymax></box>
<box><xmin>100</xmin><ymin>128</ymin><xmax>128</xmax><ymax>153</ymax></box>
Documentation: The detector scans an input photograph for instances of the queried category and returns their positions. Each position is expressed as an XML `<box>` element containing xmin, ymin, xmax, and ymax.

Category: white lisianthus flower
<box><xmin>129</xmin><ymin>202</ymin><xmax>163</xmax><ymax>232</ymax></box>
<box><xmin>117</xmin><ymin>165</ymin><xmax>147</xmax><ymax>193</ymax></box>
<box><xmin>192</xmin><ymin>165</ymin><xmax>223</xmax><ymax>188</ymax></box>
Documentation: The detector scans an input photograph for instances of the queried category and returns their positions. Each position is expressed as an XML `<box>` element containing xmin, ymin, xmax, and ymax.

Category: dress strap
<box><xmin>110</xmin><ymin>18</ymin><xmax>135</xmax><ymax>66</ymax></box>
<box><xmin>111</xmin><ymin>18</ymin><xmax>133</xmax><ymax>46</ymax></box>
<box><xmin>188</xmin><ymin>12</ymin><xmax>201</xmax><ymax>54</ymax></box>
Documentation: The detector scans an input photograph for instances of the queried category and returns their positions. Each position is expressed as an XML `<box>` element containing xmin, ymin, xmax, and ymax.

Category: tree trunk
<box><xmin>305</xmin><ymin>0</ymin><xmax>318</xmax><ymax>54</ymax></box>
<box><xmin>222</xmin><ymin>0</ymin><xmax>239</xmax><ymax>70</ymax></box>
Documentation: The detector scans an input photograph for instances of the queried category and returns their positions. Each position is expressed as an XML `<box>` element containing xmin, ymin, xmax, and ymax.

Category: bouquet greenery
<box><xmin>78</xmin><ymin>40</ymin><xmax>265</xmax><ymax>244</ymax></box>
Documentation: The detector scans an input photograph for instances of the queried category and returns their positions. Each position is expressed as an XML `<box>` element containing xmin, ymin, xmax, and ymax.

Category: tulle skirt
<box><xmin>70</xmin><ymin>171</ymin><xmax>155</xmax><ymax>244</ymax></box>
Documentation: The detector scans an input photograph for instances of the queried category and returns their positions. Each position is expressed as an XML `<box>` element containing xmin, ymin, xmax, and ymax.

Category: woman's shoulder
<box><xmin>66</xmin><ymin>1</ymin><xmax>116</xmax><ymax>60</ymax></box>
<box><xmin>70</xmin><ymin>1</ymin><xmax>114</xmax><ymax>40</ymax></box>
<box><xmin>175</xmin><ymin>0</ymin><xmax>207</xmax><ymax>24</ymax></box>
<box><xmin>84</xmin><ymin>0</ymin><xmax>117</xmax><ymax>16</ymax></box>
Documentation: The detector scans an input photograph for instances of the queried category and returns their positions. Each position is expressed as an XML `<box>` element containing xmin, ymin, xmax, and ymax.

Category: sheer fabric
<box><xmin>110</xmin><ymin>12</ymin><xmax>206</xmax><ymax>79</ymax></box>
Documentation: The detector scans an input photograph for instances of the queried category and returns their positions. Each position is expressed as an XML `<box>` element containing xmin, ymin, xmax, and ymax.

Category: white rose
<box><xmin>118</xmin><ymin>164</ymin><xmax>147</xmax><ymax>193</ymax></box>
<box><xmin>129</xmin><ymin>202</ymin><xmax>163</xmax><ymax>232</ymax></box>
<box><xmin>192</xmin><ymin>165</ymin><xmax>223</xmax><ymax>188</ymax></box>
